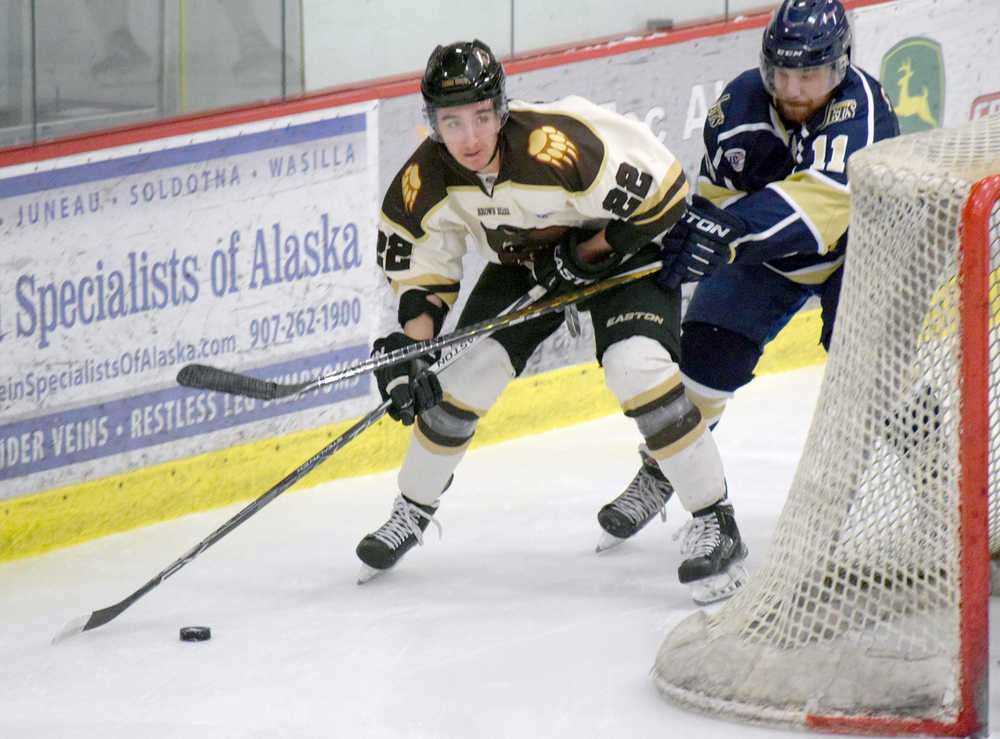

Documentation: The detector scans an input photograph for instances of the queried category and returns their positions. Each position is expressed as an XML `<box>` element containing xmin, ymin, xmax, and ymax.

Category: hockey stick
<box><xmin>177</xmin><ymin>260</ymin><xmax>661</xmax><ymax>401</ymax></box>
<box><xmin>51</xmin><ymin>399</ymin><xmax>392</xmax><ymax>644</ymax></box>
<box><xmin>52</xmin><ymin>287</ymin><xmax>544</xmax><ymax>643</ymax></box>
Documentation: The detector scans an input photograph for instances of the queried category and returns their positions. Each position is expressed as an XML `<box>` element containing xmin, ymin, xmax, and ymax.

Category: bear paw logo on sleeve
<box><xmin>402</xmin><ymin>163</ymin><xmax>422</xmax><ymax>213</ymax></box>
<box><xmin>528</xmin><ymin>126</ymin><xmax>579</xmax><ymax>168</ymax></box>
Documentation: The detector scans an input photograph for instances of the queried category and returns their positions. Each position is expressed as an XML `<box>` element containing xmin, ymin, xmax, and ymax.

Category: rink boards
<box><xmin>2</xmin><ymin>0</ymin><xmax>993</xmax><ymax>560</ymax></box>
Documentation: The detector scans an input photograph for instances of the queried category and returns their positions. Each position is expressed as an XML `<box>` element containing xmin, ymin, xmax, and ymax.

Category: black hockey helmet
<box><xmin>420</xmin><ymin>39</ymin><xmax>508</xmax><ymax>140</ymax></box>
<box><xmin>760</xmin><ymin>0</ymin><xmax>851</xmax><ymax>95</ymax></box>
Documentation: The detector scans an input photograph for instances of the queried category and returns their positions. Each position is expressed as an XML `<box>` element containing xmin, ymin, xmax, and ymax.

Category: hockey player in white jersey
<box><xmin>356</xmin><ymin>39</ymin><xmax>747</xmax><ymax>604</ymax></box>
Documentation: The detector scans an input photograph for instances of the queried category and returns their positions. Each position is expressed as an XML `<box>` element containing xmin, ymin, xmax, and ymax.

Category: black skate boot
<box><xmin>596</xmin><ymin>447</ymin><xmax>674</xmax><ymax>552</ymax></box>
<box><xmin>676</xmin><ymin>499</ymin><xmax>748</xmax><ymax>604</ymax></box>
<box><xmin>356</xmin><ymin>494</ymin><xmax>440</xmax><ymax>583</ymax></box>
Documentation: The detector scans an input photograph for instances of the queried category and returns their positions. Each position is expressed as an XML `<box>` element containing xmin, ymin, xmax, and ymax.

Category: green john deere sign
<box><xmin>880</xmin><ymin>37</ymin><xmax>944</xmax><ymax>134</ymax></box>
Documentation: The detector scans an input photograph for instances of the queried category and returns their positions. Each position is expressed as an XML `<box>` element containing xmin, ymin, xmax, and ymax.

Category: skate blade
<box><xmin>595</xmin><ymin>531</ymin><xmax>628</xmax><ymax>553</ymax></box>
<box><xmin>689</xmin><ymin>561</ymin><xmax>749</xmax><ymax>605</ymax></box>
<box><xmin>357</xmin><ymin>564</ymin><xmax>387</xmax><ymax>585</ymax></box>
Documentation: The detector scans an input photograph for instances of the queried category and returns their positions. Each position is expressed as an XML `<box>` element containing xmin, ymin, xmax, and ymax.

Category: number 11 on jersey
<box><xmin>811</xmin><ymin>134</ymin><xmax>848</xmax><ymax>174</ymax></box>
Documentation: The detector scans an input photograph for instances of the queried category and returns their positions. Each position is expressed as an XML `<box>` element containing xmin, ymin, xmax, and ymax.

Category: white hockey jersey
<box><xmin>375</xmin><ymin>95</ymin><xmax>688</xmax><ymax>309</ymax></box>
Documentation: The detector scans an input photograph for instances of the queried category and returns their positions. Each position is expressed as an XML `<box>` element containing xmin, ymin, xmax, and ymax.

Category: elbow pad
<box><xmin>605</xmin><ymin>219</ymin><xmax>651</xmax><ymax>258</ymax></box>
<box><xmin>398</xmin><ymin>289</ymin><xmax>449</xmax><ymax>335</ymax></box>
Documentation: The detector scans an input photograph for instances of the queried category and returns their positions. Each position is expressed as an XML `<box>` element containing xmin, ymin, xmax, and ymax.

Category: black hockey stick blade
<box><xmin>176</xmin><ymin>260</ymin><xmax>662</xmax><ymax>401</ymax></box>
<box><xmin>176</xmin><ymin>364</ymin><xmax>303</xmax><ymax>400</ymax></box>
<box><xmin>52</xmin><ymin>583</ymin><xmax>157</xmax><ymax>643</ymax></box>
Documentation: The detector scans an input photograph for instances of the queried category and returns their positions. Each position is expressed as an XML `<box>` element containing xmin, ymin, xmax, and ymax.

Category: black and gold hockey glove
<box><xmin>372</xmin><ymin>332</ymin><xmax>442</xmax><ymax>426</ymax></box>
<box><xmin>530</xmin><ymin>229</ymin><xmax>621</xmax><ymax>295</ymax></box>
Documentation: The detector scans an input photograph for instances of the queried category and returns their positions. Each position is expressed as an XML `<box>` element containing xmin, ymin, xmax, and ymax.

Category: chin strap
<box><xmin>482</xmin><ymin>139</ymin><xmax>501</xmax><ymax>171</ymax></box>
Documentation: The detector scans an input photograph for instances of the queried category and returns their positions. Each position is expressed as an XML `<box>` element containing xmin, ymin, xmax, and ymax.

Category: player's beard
<box><xmin>778</xmin><ymin>99</ymin><xmax>818</xmax><ymax>123</ymax></box>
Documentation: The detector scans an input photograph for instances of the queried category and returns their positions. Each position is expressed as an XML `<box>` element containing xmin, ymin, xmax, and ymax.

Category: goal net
<box><xmin>654</xmin><ymin>114</ymin><xmax>1000</xmax><ymax>737</ymax></box>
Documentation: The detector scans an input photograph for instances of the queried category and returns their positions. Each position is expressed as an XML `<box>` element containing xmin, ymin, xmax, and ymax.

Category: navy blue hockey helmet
<box><xmin>421</xmin><ymin>40</ymin><xmax>508</xmax><ymax>141</ymax></box>
<box><xmin>760</xmin><ymin>0</ymin><xmax>851</xmax><ymax>95</ymax></box>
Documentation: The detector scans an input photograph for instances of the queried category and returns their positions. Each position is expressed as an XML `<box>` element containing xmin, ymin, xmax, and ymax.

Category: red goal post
<box><xmin>653</xmin><ymin>115</ymin><xmax>999</xmax><ymax>737</ymax></box>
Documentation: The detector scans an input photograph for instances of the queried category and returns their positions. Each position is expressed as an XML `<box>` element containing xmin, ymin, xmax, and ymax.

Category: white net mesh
<box><xmin>654</xmin><ymin>115</ymin><xmax>1000</xmax><ymax>733</ymax></box>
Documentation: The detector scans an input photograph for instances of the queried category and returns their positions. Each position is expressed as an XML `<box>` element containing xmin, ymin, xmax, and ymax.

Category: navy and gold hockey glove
<box><xmin>372</xmin><ymin>332</ymin><xmax>442</xmax><ymax>426</ymax></box>
<box><xmin>658</xmin><ymin>195</ymin><xmax>746</xmax><ymax>291</ymax></box>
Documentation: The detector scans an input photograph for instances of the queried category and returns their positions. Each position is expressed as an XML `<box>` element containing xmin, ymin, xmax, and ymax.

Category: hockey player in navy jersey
<box><xmin>595</xmin><ymin>0</ymin><xmax>898</xmax><ymax>578</ymax></box>
<box><xmin>677</xmin><ymin>0</ymin><xmax>897</xmax><ymax>425</ymax></box>
<box><xmin>356</xmin><ymin>39</ymin><xmax>747</xmax><ymax>604</ymax></box>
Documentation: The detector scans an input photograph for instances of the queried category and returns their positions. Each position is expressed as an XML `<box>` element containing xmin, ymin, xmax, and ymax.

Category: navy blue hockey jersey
<box><xmin>699</xmin><ymin>66</ymin><xmax>899</xmax><ymax>283</ymax></box>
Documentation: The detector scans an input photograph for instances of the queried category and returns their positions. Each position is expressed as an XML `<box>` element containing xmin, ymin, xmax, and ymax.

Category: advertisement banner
<box><xmin>0</xmin><ymin>102</ymin><xmax>381</xmax><ymax>497</ymax></box>
<box><xmin>376</xmin><ymin>0</ymin><xmax>998</xmax><ymax>377</ymax></box>
<box><xmin>879</xmin><ymin>37</ymin><xmax>944</xmax><ymax>134</ymax></box>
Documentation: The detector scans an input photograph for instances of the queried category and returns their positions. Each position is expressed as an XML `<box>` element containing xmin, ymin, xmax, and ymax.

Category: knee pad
<box><xmin>399</xmin><ymin>338</ymin><xmax>514</xmax><ymax>504</ymax></box>
<box><xmin>602</xmin><ymin>339</ymin><xmax>727</xmax><ymax>512</ymax></box>
<box><xmin>680</xmin><ymin>322</ymin><xmax>760</xmax><ymax>393</ymax></box>
<box><xmin>415</xmin><ymin>337</ymin><xmax>514</xmax><ymax>453</ymax></box>
<box><xmin>437</xmin><ymin>337</ymin><xmax>514</xmax><ymax>412</ymax></box>
<box><xmin>604</xmin><ymin>335</ymin><xmax>700</xmax><ymax>445</ymax></box>
<box><xmin>602</xmin><ymin>336</ymin><xmax>681</xmax><ymax>411</ymax></box>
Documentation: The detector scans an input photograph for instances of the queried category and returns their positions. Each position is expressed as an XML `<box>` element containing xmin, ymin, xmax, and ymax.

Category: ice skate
<box><xmin>356</xmin><ymin>494</ymin><xmax>440</xmax><ymax>583</ymax></box>
<box><xmin>675</xmin><ymin>499</ymin><xmax>748</xmax><ymax>604</ymax></box>
<box><xmin>596</xmin><ymin>447</ymin><xmax>674</xmax><ymax>552</ymax></box>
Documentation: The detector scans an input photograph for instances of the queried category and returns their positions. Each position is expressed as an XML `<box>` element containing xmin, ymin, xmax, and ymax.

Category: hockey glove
<box><xmin>658</xmin><ymin>195</ymin><xmax>746</xmax><ymax>291</ymax></box>
<box><xmin>530</xmin><ymin>229</ymin><xmax>621</xmax><ymax>296</ymax></box>
<box><xmin>372</xmin><ymin>332</ymin><xmax>442</xmax><ymax>426</ymax></box>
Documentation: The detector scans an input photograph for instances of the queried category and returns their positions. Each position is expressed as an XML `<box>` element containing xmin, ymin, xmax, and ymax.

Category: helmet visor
<box><xmin>760</xmin><ymin>52</ymin><xmax>848</xmax><ymax>98</ymax></box>
<box><xmin>423</xmin><ymin>97</ymin><xmax>509</xmax><ymax>142</ymax></box>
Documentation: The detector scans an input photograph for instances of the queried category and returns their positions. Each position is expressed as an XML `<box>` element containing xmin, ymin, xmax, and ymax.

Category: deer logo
<box><xmin>895</xmin><ymin>59</ymin><xmax>937</xmax><ymax>127</ymax></box>
<box><xmin>880</xmin><ymin>37</ymin><xmax>944</xmax><ymax>134</ymax></box>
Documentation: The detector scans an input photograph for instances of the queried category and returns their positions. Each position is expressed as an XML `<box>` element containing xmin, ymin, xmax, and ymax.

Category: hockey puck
<box><xmin>179</xmin><ymin>626</ymin><xmax>211</xmax><ymax>642</ymax></box>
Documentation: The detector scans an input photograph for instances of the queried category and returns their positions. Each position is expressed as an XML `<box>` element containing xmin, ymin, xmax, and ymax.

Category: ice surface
<box><xmin>3</xmin><ymin>365</ymin><xmax>996</xmax><ymax>738</ymax></box>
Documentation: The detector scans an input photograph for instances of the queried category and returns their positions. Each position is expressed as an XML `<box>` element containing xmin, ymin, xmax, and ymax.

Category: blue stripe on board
<box><xmin>0</xmin><ymin>113</ymin><xmax>366</xmax><ymax>199</ymax></box>
<box><xmin>0</xmin><ymin>344</ymin><xmax>371</xmax><ymax>481</ymax></box>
